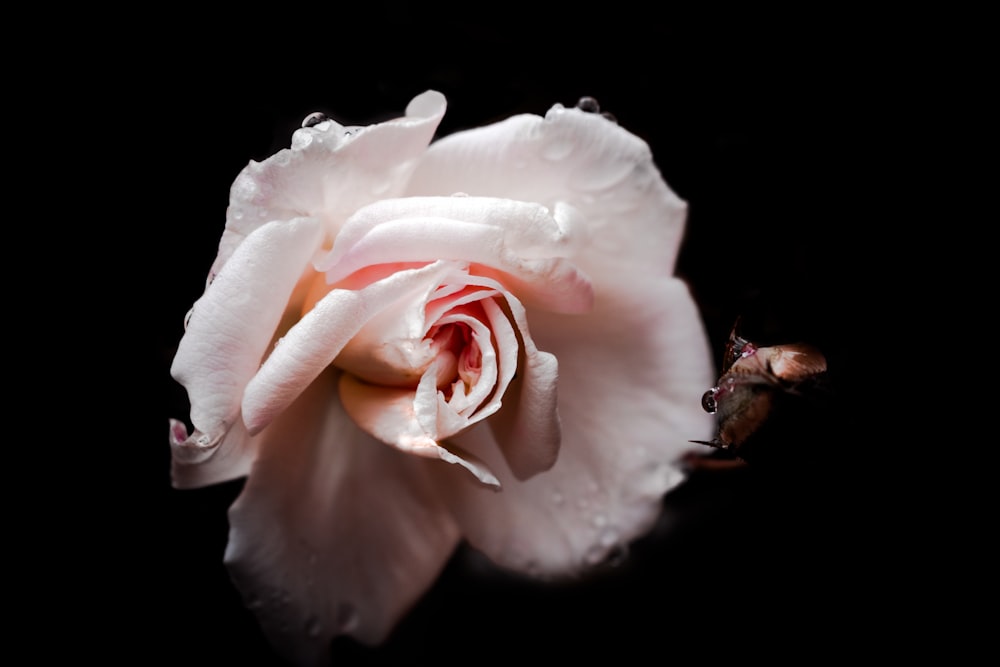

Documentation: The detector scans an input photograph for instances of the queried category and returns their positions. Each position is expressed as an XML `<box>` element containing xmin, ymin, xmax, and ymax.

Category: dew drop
<box><xmin>305</xmin><ymin>615</ymin><xmax>322</xmax><ymax>638</ymax></box>
<box><xmin>551</xmin><ymin>490</ymin><xmax>564</xmax><ymax>505</ymax></box>
<box><xmin>592</xmin><ymin>513</ymin><xmax>607</xmax><ymax>528</ymax></box>
<box><xmin>302</xmin><ymin>112</ymin><xmax>329</xmax><ymax>128</ymax></box>
<box><xmin>576</xmin><ymin>96</ymin><xmax>600</xmax><ymax>113</ymax></box>
<box><xmin>604</xmin><ymin>542</ymin><xmax>629</xmax><ymax>567</ymax></box>
<box><xmin>335</xmin><ymin>602</ymin><xmax>359</xmax><ymax>633</ymax></box>
<box><xmin>195</xmin><ymin>433</ymin><xmax>211</xmax><ymax>446</ymax></box>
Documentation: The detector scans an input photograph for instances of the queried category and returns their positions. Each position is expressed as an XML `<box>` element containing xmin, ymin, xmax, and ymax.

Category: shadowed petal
<box><xmin>225</xmin><ymin>369</ymin><xmax>462</xmax><ymax>665</ymax></box>
<box><xmin>171</xmin><ymin>217</ymin><xmax>324</xmax><ymax>450</ymax></box>
<box><xmin>433</xmin><ymin>278</ymin><xmax>715</xmax><ymax>575</ymax></box>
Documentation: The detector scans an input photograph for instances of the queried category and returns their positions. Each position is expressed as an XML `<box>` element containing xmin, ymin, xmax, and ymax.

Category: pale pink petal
<box><xmin>225</xmin><ymin>369</ymin><xmax>462</xmax><ymax>664</ymax></box>
<box><xmin>317</xmin><ymin>196</ymin><xmax>594</xmax><ymax>314</ymax></box>
<box><xmin>485</xmin><ymin>289</ymin><xmax>562</xmax><ymax>480</ymax></box>
<box><xmin>170</xmin><ymin>216</ymin><xmax>324</xmax><ymax>451</ymax></box>
<box><xmin>433</xmin><ymin>278</ymin><xmax>716</xmax><ymax>575</ymax></box>
<box><xmin>169</xmin><ymin>417</ymin><xmax>254</xmax><ymax>489</ymax></box>
<box><xmin>211</xmin><ymin>90</ymin><xmax>447</xmax><ymax>277</ymax></box>
<box><xmin>332</xmin><ymin>264</ymin><xmax>500</xmax><ymax>388</ymax></box>
<box><xmin>242</xmin><ymin>260</ymin><xmax>460</xmax><ymax>435</ymax></box>
<box><xmin>405</xmin><ymin>102</ymin><xmax>688</xmax><ymax>283</ymax></box>
<box><xmin>339</xmin><ymin>373</ymin><xmax>501</xmax><ymax>489</ymax></box>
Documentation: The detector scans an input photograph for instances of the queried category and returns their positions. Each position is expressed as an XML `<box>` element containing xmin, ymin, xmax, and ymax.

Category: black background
<box><xmin>102</xmin><ymin>9</ymin><xmax>922</xmax><ymax>666</ymax></box>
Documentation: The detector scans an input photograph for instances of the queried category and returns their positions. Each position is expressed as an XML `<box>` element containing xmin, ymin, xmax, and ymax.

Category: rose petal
<box><xmin>242</xmin><ymin>260</ymin><xmax>461</xmax><ymax>435</ymax></box>
<box><xmin>169</xmin><ymin>417</ymin><xmax>254</xmax><ymax>489</ymax></box>
<box><xmin>171</xmin><ymin>216</ymin><xmax>324</xmax><ymax>449</ymax></box>
<box><xmin>404</xmin><ymin>102</ymin><xmax>687</xmax><ymax>283</ymax></box>
<box><xmin>339</xmin><ymin>373</ymin><xmax>501</xmax><ymax>489</ymax></box>
<box><xmin>484</xmin><ymin>290</ymin><xmax>562</xmax><ymax>480</ymax></box>
<box><xmin>432</xmin><ymin>278</ymin><xmax>715</xmax><ymax>575</ymax></box>
<box><xmin>317</xmin><ymin>196</ymin><xmax>594</xmax><ymax>314</ymax></box>
<box><xmin>225</xmin><ymin>369</ymin><xmax>462</xmax><ymax>664</ymax></box>
<box><xmin>211</xmin><ymin>90</ymin><xmax>447</xmax><ymax>278</ymax></box>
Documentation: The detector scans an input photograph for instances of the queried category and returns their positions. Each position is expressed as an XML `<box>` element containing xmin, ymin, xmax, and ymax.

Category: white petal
<box><xmin>211</xmin><ymin>90</ymin><xmax>447</xmax><ymax>275</ymax></box>
<box><xmin>225</xmin><ymin>369</ymin><xmax>462</xmax><ymax>664</ymax></box>
<box><xmin>169</xmin><ymin>417</ymin><xmax>255</xmax><ymax>489</ymax></box>
<box><xmin>171</xmin><ymin>217</ymin><xmax>324</xmax><ymax>448</ymax></box>
<box><xmin>317</xmin><ymin>196</ymin><xmax>594</xmax><ymax>314</ymax></box>
<box><xmin>433</xmin><ymin>278</ymin><xmax>715</xmax><ymax>575</ymax></box>
<box><xmin>405</xmin><ymin>103</ymin><xmax>688</xmax><ymax>283</ymax></box>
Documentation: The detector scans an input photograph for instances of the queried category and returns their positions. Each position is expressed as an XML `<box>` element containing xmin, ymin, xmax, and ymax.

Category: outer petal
<box><xmin>225</xmin><ymin>368</ymin><xmax>462</xmax><ymax>665</ymax></box>
<box><xmin>169</xmin><ymin>416</ymin><xmax>254</xmax><ymax>489</ymax></box>
<box><xmin>404</xmin><ymin>103</ymin><xmax>687</xmax><ymax>283</ymax></box>
<box><xmin>170</xmin><ymin>216</ymin><xmax>324</xmax><ymax>452</ymax></box>
<box><xmin>433</xmin><ymin>278</ymin><xmax>715</xmax><ymax>575</ymax></box>
<box><xmin>211</xmin><ymin>91</ymin><xmax>447</xmax><ymax>278</ymax></box>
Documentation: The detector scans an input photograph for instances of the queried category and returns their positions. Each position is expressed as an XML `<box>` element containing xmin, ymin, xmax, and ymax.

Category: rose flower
<box><xmin>169</xmin><ymin>91</ymin><xmax>715</xmax><ymax>664</ymax></box>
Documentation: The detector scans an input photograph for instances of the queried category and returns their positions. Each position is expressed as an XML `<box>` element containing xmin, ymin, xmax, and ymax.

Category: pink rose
<box><xmin>169</xmin><ymin>90</ymin><xmax>715</xmax><ymax>664</ymax></box>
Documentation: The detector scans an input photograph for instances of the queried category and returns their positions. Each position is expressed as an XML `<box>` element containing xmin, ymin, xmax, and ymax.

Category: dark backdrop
<box><xmin>120</xmin><ymin>11</ymin><xmax>897</xmax><ymax>666</ymax></box>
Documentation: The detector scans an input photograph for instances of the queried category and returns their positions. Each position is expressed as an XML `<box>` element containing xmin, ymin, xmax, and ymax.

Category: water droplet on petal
<box><xmin>551</xmin><ymin>490</ymin><xmax>564</xmax><ymax>506</ymax></box>
<box><xmin>302</xmin><ymin>112</ymin><xmax>329</xmax><ymax>128</ymax></box>
<box><xmin>335</xmin><ymin>602</ymin><xmax>359</xmax><ymax>633</ymax></box>
<box><xmin>576</xmin><ymin>96</ymin><xmax>600</xmax><ymax>113</ymax></box>
<box><xmin>592</xmin><ymin>513</ymin><xmax>607</xmax><ymax>528</ymax></box>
